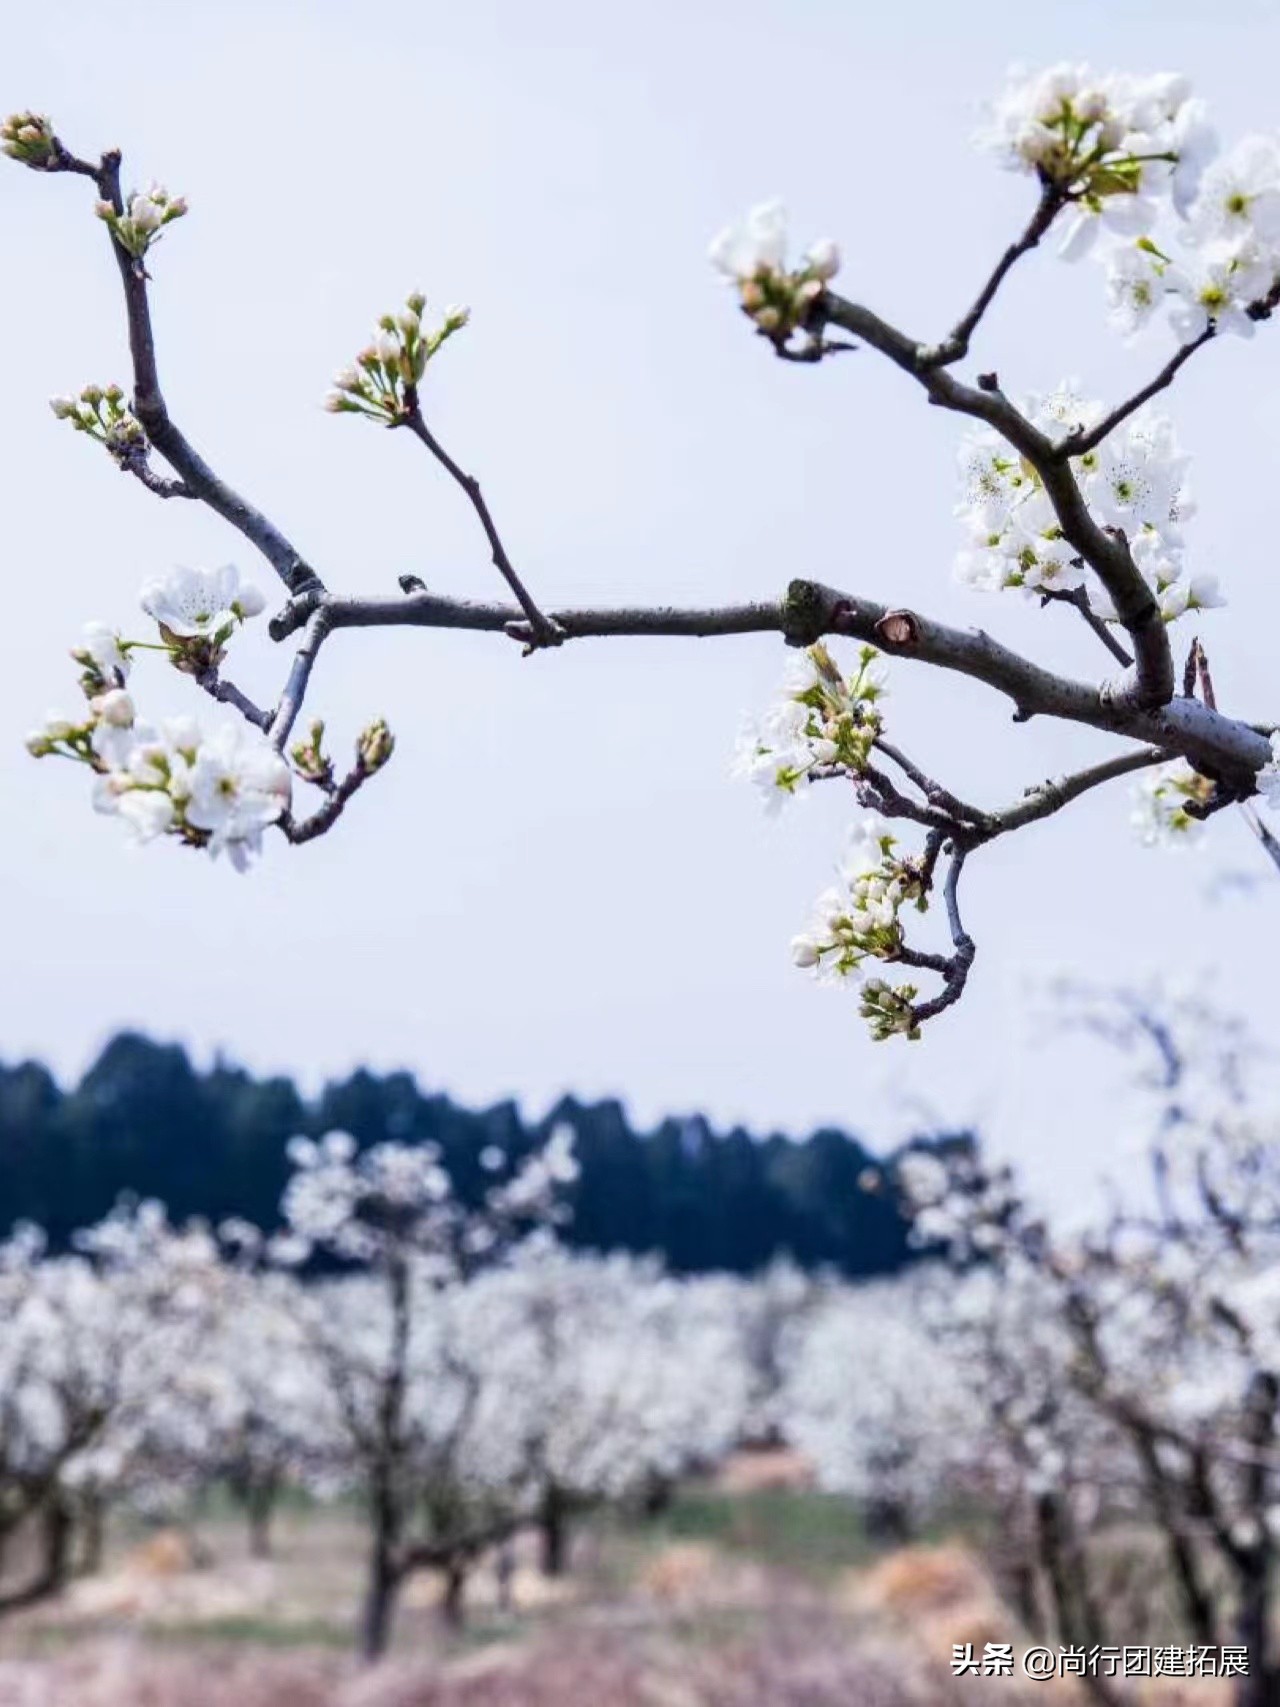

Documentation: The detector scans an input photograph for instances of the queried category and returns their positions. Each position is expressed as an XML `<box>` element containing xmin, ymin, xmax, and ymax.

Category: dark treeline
<box><xmin>0</xmin><ymin>1033</ymin><xmax>966</xmax><ymax>1277</ymax></box>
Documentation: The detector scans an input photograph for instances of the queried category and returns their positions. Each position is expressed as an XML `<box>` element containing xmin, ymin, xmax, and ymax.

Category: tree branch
<box><xmin>1056</xmin><ymin>326</ymin><xmax>1217</xmax><ymax>460</ymax></box>
<box><xmin>980</xmin><ymin>748</ymin><xmax>1167</xmax><ymax>839</ymax></box>
<box><xmin>272</xmin><ymin>577</ymin><xmax>1270</xmax><ymax>785</ymax></box>
<box><xmin>193</xmin><ymin>669</ymin><xmax>271</xmax><ymax>732</ymax></box>
<box><xmin>816</xmin><ymin>291</ymin><xmax>1176</xmax><ymax>709</ymax></box>
<box><xmin>905</xmin><ymin>843</ymin><xmax>976</xmax><ymax>1026</ymax></box>
<box><xmin>920</xmin><ymin>180</ymin><xmax>1067</xmax><ymax>367</ymax></box>
<box><xmin>1040</xmin><ymin>586</ymin><xmax>1134</xmax><ymax>669</ymax></box>
<box><xmin>279</xmin><ymin>754</ymin><xmax>373</xmax><ymax>844</ymax></box>
<box><xmin>52</xmin><ymin>143</ymin><xmax>322</xmax><ymax>599</ymax></box>
<box><xmin>401</xmin><ymin>401</ymin><xmax>562</xmax><ymax>651</ymax></box>
<box><xmin>269</xmin><ymin>607</ymin><xmax>333</xmax><ymax>749</ymax></box>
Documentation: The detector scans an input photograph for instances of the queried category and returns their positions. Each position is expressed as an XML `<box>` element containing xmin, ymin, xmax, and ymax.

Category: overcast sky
<box><xmin>2</xmin><ymin>0</ymin><xmax>1278</xmax><ymax>1209</ymax></box>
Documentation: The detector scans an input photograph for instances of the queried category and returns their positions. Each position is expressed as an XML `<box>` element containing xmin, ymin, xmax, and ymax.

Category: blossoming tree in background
<box><xmin>5</xmin><ymin>64</ymin><xmax>1280</xmax><ymax>1033</ymax></box>
<box><xmin>886</xmin><ymin>985</ymin><xmax>1280</xmax><ymax>1707</ymax></box>
<box><xmin>262</xmin><ymin>1125</ymin><xmax>580</xmax><ymax>1658</ymax></box>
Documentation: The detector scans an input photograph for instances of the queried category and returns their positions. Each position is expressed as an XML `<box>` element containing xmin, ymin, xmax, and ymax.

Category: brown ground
<box><xmin>0</xmin><ymin>1497</ymin><xmax>1227</xmax><ymax>1706</ymax></box>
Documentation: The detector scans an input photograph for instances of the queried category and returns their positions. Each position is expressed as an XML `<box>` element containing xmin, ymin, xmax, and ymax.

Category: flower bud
<box><xmin>804</xmin><ymin>238</ymin><xmax>840</xmax><ymax>281</ymax></box>
<box><xmin>2</xmin><ymin>111</ymin><xmax>56</xmax><ymax>166</ymax></box>
<box><xmin>357</xmin><ymin>717</ymin><xmax>395</xmax><ymax>773</ymax></box>
<box><xmin>49</xmin><ymin>396</ymin><xmax>77</xmax><ymax>419</ymax></box>
<box><xmin>91</xmin><ymin>688</ymin><xmax>136</xmax><ymax>727</ymax></box>
<box><xmin>443</xmin><ymin>304</ymin><xmax>470</xmax><ymax>328</ymax></box>
<box><xmin>406</xmin><ymin>291</ymin><xmax>427</xmax><ymax>316</ymax></box>
<box><xmin>129</xmin><ymin>194</ymin><xmax>163</xmax><ymax>234</ymax></box>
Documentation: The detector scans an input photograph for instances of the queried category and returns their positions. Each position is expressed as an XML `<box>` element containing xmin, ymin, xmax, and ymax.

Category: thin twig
<box><xmin>279</xmin><ymin>760</ymin><xmax>372</xmax><ymax>844</ymax></box>
<box><xmin>921</xmin><ymin>180</ymin><xmax>1067</xmax><ymax>367</ymax></box>
<box><xmin>871</xmin><ymin>736</ymin><xmax>990</xmax><ymax>827</ymax></box>
<box><xmin>193</xmin><ymin>670</ymin><xmax>271</xmax><ymax>732</ymax></box>
<box><xmin>1040</xmin><ymin>586</ymin><xmax>1134</xmax><ymax>669</ymax></box>
<box><xmin>401</xmin><ymin>400</ymin><xmax>562</xmax><ymax>651</ymax></box>
<box><xmin>1054</xmin><ymin>327</ymin><xmax>1216</xmax><ymax>460</ymax></box>
<box><xmin>49</xmin><ymin>140</ymin><xmax>322</xmax><ymax>598</ymax></box>
<box><xmin>908</xmin><ymin>844</ymin><xmax>977</xmax><ymax>1025</ymax></box>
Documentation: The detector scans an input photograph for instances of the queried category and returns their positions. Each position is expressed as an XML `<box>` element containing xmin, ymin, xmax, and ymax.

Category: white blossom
<box><xmin>183</xmin><ymin>723</ymin><xmax>293</xmax><ymax>871</ymax></box>
<box><xmin>139</xmin><ymin>563</ymin><xmax>265</xmax><ymax>641</ymax></box>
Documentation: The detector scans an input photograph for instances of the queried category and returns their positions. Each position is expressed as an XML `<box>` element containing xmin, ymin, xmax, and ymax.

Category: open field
<box><xmin>0</xmin><ymin>1478</ymin><xmax>1224</xmax><ymax>1707</ymax></box>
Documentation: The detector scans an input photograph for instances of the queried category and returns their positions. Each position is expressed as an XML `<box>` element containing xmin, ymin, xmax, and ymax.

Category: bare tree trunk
<box><xmin>0</xmin><ymin>1497</ymin><xmax>73</xmax><ymax>1616</ymax></box>
<box><xmin>539</xmin><ymin>1486</ymin><xmax>570</xmax><ymax>1577</ymax></box>
<box><xmin>1034</xmin><ymin>1492</ymin><xmax>1124</xmax><ymax>1707</ymax></box>
<box><xmin>494</xmin><ymin>1539</ymin><xmax>516</xmax><ymax>1613</ymax></box>
<box><xmin>77</xmin><ymin>1492</ymin><xmax>106</xmax><ymax>1577</ymax></box>
<box><xmin>359</xmin><ymin>1541</ymin><xmax>402</xmax><ymax>1662</ymax></box>
<box><xmin>1231</xmin><ymin>1373</ymin><xmax>1280</xmax><ymax>1707</ymax></box>
<box><xmin>440</xmin><ymin>1558</ymin><xmax>468</xmax><ymax>1629</ymax></box>
<box><xmin>246</xmin><ymin>1475</ymin><xmax>278</xmax><ymax>1561</ymax></box>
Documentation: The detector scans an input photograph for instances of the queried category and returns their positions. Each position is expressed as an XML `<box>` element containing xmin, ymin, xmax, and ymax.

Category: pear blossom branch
<box><xmin>815</xmin><ymin>291</ymin><xmax>1177</xmax><ymax>709</ymax></box>
<box><xmin>921</xmin><ymin>179</ymin><xmax>1068</xmax><ymax>367</ymax></box>
<box><xmin>36</xmin><ymin>136</ymin><xmax>321</xmax><ymax>600</ymax></box>
<box><xmin>193</xmin><ymin>669</ymin><xmax>271</xmax><ymax>733</ymax></box>
<box><xmin>279</xmin><ymin>766</ymin><xmax>371</xmax><ymax>845</ymax></box>
<box><xmin>1054</xmin><ymin>325</ymin><xmax>1218</xmax><ymax>459</ymax></box>
<box><xmin>400</xmin><ymin>400</ymin><xmax>563</xmax><ymax>651</ymax></box>
<box><xmin>270</xmin><ymin>577</ymin><xmax>1271</xmax><ymax>784</ymax></box>
<box><xmin>279</xmin><ymin>721</ymin><xmax>394</xmax><ymax>844</ymax></box>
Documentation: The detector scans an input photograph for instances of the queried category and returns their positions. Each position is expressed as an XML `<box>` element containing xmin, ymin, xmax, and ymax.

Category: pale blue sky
<box><xmin>2</xmin><ymin>0</ymin><xmax>1277</xmax><ymax>1205</ymax></box>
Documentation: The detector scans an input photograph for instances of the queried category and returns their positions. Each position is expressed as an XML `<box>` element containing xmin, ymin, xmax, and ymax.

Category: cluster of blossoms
<box><xmin>955</xmin><ymin>386</ymin><xmax>1221</xmax><ymax>622</ymax></box>
<box><xmin>26</xmin><ymin>565</ymin><xmax>296</xmax><ymax>870</ymax></box>
<box><xmin>324</xmin><ymin>292</ymin><xmax>470</xmax><ymax>424</ymax></box>
<box><xmin>49</xmin><ymin>383</ymin><xmax>145</xmax><ymax>460</ymax></box>
<box><xmin>790</xmin><ymin>814</ymin><xmax>929</xmax><ymax>1040</ymax></box>
<box><xmin>732</xmin><ymin>644</ymin><xmax>885</xmax><ymax>813</ymax></box>
<box><xmin>1129</xmin><ymin>761</ymin><xmax>1216</xmax><ymax>847</ymax></box>
<box><xmin>277</xmin><ymin>1126</ymin><xmax>578</xmax><ymax>1270</ymax></box>
<box><xmin>1</xmin><ymin>111</ymin><xmax>56</xmax><ymax>166</ymax></box>
<box><xmin>735</xmin><ymin>651</ymin><xmax>942</xmax><ymax>1040</ymax></box>
<box><xmin>93</xmin><ymin>183</ymin><xmax>187</xmax><ymax>259</ymax></box>
<box><xmin>981</xmin><ymin>66</ymin><xmax>1212</xmax><ymax>241</ymax></box>
<box><xmin>708</xmin><ymin>200</ymin><xmax>840</xmax><ymax>343</ymax></box>
<box><xmin>985</xmin><ymin>65</ymin><xmax>1280</xmax><ymax>338</ymax></box>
